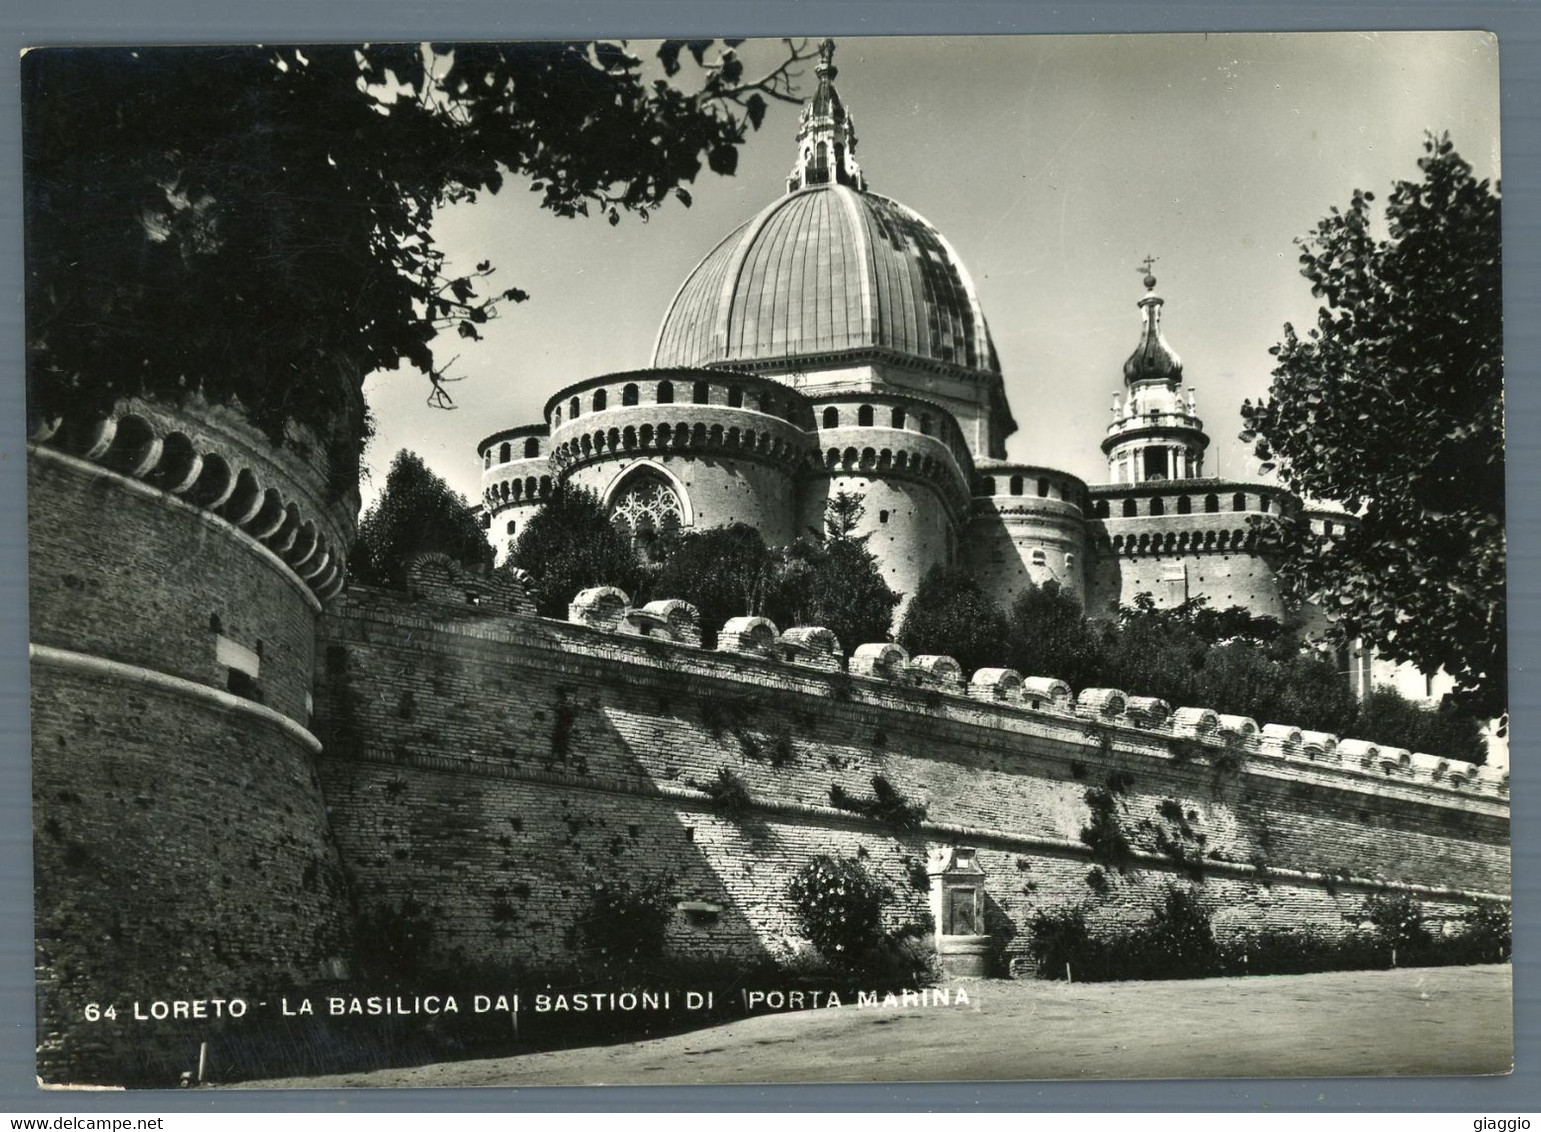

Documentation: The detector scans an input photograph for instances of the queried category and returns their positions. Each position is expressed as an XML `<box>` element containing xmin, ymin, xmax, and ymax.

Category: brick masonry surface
<box><xmin>315</xmin><ymin>584</ymin><xmax>1509</xmax><ymax>974</ymax></box>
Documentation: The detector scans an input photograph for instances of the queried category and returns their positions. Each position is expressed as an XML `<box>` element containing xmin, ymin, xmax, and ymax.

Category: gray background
<box><xmin>0</xmin><ymin>0</ymin><xmax>1535</xmax><ymax>1113</ymax></box>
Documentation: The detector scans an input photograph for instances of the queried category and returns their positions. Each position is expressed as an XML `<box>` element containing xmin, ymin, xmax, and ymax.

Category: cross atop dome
<box><xmin>787</xmin><ymin>38</ymin><xmax>867</xmax><ymax>193</ymax></box>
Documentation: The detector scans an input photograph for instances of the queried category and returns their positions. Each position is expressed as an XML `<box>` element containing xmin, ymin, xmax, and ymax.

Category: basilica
<box><xmin>476</xmin><ymin>40</ymin><xmax>1342</xmax><ymax>635</ymax></box>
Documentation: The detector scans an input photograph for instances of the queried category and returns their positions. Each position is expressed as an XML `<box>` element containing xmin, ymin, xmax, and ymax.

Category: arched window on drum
<box><xmin>608</xmin><ymin>469</ymin><xmax>687</xmax><ymax>563</ymax></box>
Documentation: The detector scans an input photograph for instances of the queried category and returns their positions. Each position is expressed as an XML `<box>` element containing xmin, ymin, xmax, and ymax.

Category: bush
<box><xmin>787</xmin><ymin>854</ymin><xmax>892</xmax><ymax>969</ymax></box>
<box><xmin>828</xmin><ymin>775</ymin><xmax>928</xmax><ymax>831</ymax></box>
<box><xmin>509</xmin><ymin>482</ymin><xmax>641</xmax><ymax>617</ymax></box>
<box><xmin>1025</xmin><ymin>905</ymin><xmax>1096</xmax><ymax>980</ymax></box>
<box><xmin>896</xmin><ymin>565</ymin><xmax>1010</xmax><ymax>676</ymax></box>
<box><xmin>694</xmin><ymin>766</ymin><xmax>754</xmax><ymax>821</ymax></box>
<box><xmin>1360</xmin><ymin>891</ymin><xmax>1430</xmax><ymax>952</ymax></box>
<box><xmin>1135</xmin><ymin>886</ymin><xmax>1218</xmax><ymax>978</ymax></box>
<box><xmin>349</xmin><ymin>451</ymin><xmax>493</xmax><ymax>586</ymax></box>
<box><xmin>1459</xmin><ymin>900</ymin><xmax>1511</xmax><ymax>959</ymax></box>
<box><xmin>1008</xmin><ymin>581</ymin><xmax>1105</xmax><ymax>689</ymax></box>
<box><xmin>571</xmin><ymin>875</ymin><xmax>677</xmax><ymax>968</ymax></box>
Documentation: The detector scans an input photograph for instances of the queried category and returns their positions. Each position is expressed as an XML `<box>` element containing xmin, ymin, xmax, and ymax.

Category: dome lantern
<box><xmin>786</xmin><ymin>39</ymin><xmax>866</xmax><ymax>193</ymax></box>
<box><xmin>1101</xmin><ymin>259</ymin><xmax>1209</xmax><ymax>484</ymax></box>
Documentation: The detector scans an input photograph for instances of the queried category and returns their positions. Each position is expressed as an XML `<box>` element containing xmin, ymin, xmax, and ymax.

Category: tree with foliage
<box><xmin>348</xmin><ymin>450</ymin><xmax>492</xmax><ymax>586</ymax></box>
<box><xmin>895</xmin><ymin>566</ymin><xmax>1010</xmax><ymax>676</ymax></box>
<box><xmin>786</xmin><ymin>854</ymin><xmax>892</xmax><ymax>968</ymax></box>
<box><xmin>508</xmin><ymin>482</ymin><xmax>640</xmax><ymax>618</ymax></box>
<box><xmin>767</xmin><ymin>492</ymin><xmax>900</xmax><ymax>653</ymax></box>
<box><xmin>650</xmin><ymin>524</ymin><xmax>773</xmax><ymax>646</ymax></box>
<box><xmin>1240</xmin><ymin>135</ymin><xmax>1504</xmax><ymax>719</ymax></box>
<box><xmin>1357</xmin><ymin>686</ymin><xmax>1487</xmax><ymax>764</ymax></box>
<box><xmin>24</xmin><ymin>40</ymin><xmax>815</xmax><ymax>494</ymax></box>
<box><xmin>1006</xmin><ymin>581</ymin><xmax>1105</xmax><ymax>689</ymax></box>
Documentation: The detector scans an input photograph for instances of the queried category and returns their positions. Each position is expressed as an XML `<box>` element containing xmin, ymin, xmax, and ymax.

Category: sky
<box><xmin>359</xmin><ymin>31</ymin><xmax>1502</xmax><ymax>509</ymax></box>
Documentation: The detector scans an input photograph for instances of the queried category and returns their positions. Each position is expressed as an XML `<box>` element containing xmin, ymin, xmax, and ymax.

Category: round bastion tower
<box><xmin>1086</xmin><ymin>267</ymin><xmax>1294</xmax><ymax>619</ymax></box>
<box><xmin>28</xmin><ymin>390</ymin><xmax>360</xmax><ymax>1084</ymax></box>
<box><xmin>479</xmin><ymin>424</ymin><xmax>552</xmax><ymax>564</ymax></box>
<box><xmin>545</xmin><ymin>369</ymin><xmax>816</xmax><ymax>553</ymax></box>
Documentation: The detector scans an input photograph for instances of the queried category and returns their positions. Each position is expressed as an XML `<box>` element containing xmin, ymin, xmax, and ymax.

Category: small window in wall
<box><xmin>1038</xmin><ymin>477</ymin><xmax>1050</xmax><ymax>498</ymax></box>
<box><xmin>623</xmin><ymin>383</ymin><xmax>639</xmax><ymax>407</ymax></box>
<box><xmin>920</xmin><ymin>414</ymin><xmax>933</xmax><ymax>436</ymax></box>
<box><xmin>891</xmin><ymin>406</ymin><xmax>906</xmax><ymax>429</ymax></box>
<box><xmin>1142</xmin><ymin>447</ymin><xmax>1169</xmax><ymax>481</ymax></box>
<box><xmin>569</xmin><ymin>396</ymin><xmax>581</xmax><ymax>419</ymax></box>
<box><xmin>524</xmin><ymin>437</ymin><xmax>540</xmax><ymax>458</ymax></box>
<box><xmin>728</xmin><ymin>387</ymin><xmax>744</xmax><ymax>408</ymax></box>
<box><xmin>1094</xmin><ymin>499</ymin><xmax>1109</xmax><ymax>518</ymax></box>
<box><xmin>693</xmin><ymin>381</ymin><xmax>709</xmax><ymax>404</ymax></box>
<box><xmin>980</xmin><ymin>476</ymin><xmax>997</xmax><ymax>495</ymax></box>
<box><xmin>593</xmin><ymin>388</ymin><xmax>608</xmax><ymax>411</ymax></box>
<box><xmin>1010</xmin><ymin>475</ymin><xmax>1023</xmax><ymax>495</ymax></box>
<box><xmin>506</xmin><ymin>520</ymin><xmax>516</xmax><ymax>535</ymax></box>
<box><xmin>879</xmin><ymin>510</ymin><xmax>890</xmax><ymax>524</ymax></box>
<box><xmin>1122</xmin><ymin>498</ymin><xmax>1138</xmax><ymax>518</ymax></box>
<box><xmin>1150</xmin><ymin>496</ymin><xmax>1165</xmax><ymax>517</ymax></box>
<box><xmin>1233</xmin><ymin>492</ymin><xmax>1247</xmax><ymax>512</ymax></box>
<box><xmin>822</xmin><ymin>407</ymin><xmax>839</xmax><ymax>428</ymax></box>
<box><xmin>657</xmin><ymin>380</ymin><xmax>674</xmax><ymax>404</ymax></box>
<box><xmin>499</xmin><ymin>442</ymin><xmax>511</xmax><ymax>463</ymax></box>
<box><xmin>1177</xmin><ymin>494</ymin><xmax>1191</xmax><ymax>515</ymax></box>
<box><xmin>858</xmin><ymin>404</ymin><xmax>874</xmax><ymax>427</ymax></box>
<box><xmin>1204</xmin><ymin>493</ymin><xmax>1220</xmax><ymax>513</ymax></box>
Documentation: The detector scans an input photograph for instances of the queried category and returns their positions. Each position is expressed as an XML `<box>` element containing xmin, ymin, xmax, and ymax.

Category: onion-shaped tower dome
<box><xmin>651</xmin><ymin>39</ymin><xmax>1013</xmax><ymax>461</ymax></box>
<box><xmin>1102</xmin><ymin>260</ymin><xmax>1209</xmax><ymax>485</ymax></box>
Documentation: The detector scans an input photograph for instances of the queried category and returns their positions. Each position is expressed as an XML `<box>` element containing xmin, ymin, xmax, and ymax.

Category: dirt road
<box><xmin>243</xmin><ymin>964</ymin><xmax>1512</xmax><ymax>1088</ymax></box>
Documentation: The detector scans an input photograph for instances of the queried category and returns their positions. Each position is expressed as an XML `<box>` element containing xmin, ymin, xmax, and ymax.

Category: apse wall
<box><xmin>1086</xmin><ymin>481</ymin><xmax>1297</xmax><ymax>619</ymax></box>
<box><xmin>312</xmin><ymin>568</ymin><xmax>1508</xmax><ymax>980</ymax></box>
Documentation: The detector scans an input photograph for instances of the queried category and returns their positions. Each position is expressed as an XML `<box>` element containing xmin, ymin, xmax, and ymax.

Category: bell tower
<box><xmin>1101</xmin><ymin>259</ymin><xmax>1209</xmax><ymax>484</ymax></box>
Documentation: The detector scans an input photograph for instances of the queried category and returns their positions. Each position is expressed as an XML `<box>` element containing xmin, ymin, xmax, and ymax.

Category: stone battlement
<box><xmin>401</xmin><ymin>557</ymin><xmax>1507</xmax><ymax>809</ymax></box>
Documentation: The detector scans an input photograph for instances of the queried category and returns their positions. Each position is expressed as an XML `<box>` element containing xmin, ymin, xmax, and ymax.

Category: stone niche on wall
<box><xmin>927</xmin><ymin>846</ymin><xmax>993</xmax><ymax>977</ymax></box>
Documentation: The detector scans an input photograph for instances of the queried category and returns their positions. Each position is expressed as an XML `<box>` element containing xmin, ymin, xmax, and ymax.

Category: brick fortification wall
<box><xmin>29</xmin><ymin>403</ymin><xmax>356</xmax><ymax>1085</ymax></box>
<box><xmin>314</xmin><ymin>571</ymin><xmax>1509</xmax><ymax>978</ymax></box>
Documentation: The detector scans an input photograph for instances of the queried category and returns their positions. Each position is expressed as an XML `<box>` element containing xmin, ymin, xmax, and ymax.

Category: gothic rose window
<box><xmin>608</xmin><ymin>472</ymin><xmax>686</xmax><ymax>559</ymax></box>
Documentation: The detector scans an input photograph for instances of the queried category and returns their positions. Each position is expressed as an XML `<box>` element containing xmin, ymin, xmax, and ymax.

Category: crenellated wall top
<box><xmin>341</xmin><ymin>567</ymin><xmax>1509</xmax><ymax>808</ymax></box>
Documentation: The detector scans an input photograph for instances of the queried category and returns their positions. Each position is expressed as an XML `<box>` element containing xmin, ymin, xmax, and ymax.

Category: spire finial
<box><xmin>1138</xmin><ymin>254</ymin><xmax>1159</xmax><ymax>290</ymax></box>
<box><xmin>817</xmin><ymin>37</ymin><xmax>838</xmax><ymax>79</ymax></box>
<box><xmin>786</xmin><ymin>37</ymin><xmax>866</xmax><ymax>193</ymax></box>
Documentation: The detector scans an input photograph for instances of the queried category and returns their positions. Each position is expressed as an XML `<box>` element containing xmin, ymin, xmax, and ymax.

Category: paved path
<box><xmin>245</xmin><ymin>965</ymin><xmax>1512</xmax><ymax>1088</ymax></box>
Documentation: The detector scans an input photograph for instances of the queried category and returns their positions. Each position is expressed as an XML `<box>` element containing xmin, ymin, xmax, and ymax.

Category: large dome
<box><xmin>651</xmin><ymin>184</ymin><xmax>1000</xmax><ymax>376</ymax></box>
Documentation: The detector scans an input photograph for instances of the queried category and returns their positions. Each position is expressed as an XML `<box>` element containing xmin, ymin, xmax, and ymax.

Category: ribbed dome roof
<box><xmin>651</xmin><ymin>185</ymin><xmax>1000</xmax><ymax>375</ymax></box>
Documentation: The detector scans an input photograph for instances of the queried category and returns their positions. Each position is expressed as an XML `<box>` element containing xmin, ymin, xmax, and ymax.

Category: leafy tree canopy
<box><xmin>348</xmin><ymin>450</ymin><xmax>492</xmax><ymax>586</ymax></box>
<box><xmin>1006</xmin><ymin>581</ymin><xmax>1105</xmax><ymax>690</ymax></box>
<box><xmin>24</xmin><ymin>40</ymin><xmax>814</xmax><ymax>493</ymax></box>
<box><xmin>507</xmin><ymin>482</ymin><xmax>641</xmax><ymax>617</ymax></box>
<box><xmin>647</xmin><ymin>494</ymin><xmax>898</xmax><ymax>651</ymax></box>
<box><xmin>767</xmin><ymin>492</ymin><xmax>899</xmax><ymax>653</ymax></box>
<box><xmin>895</xmin><ymin>565</ymin><xmax>1010</xmax><ymax>677</ymax></box>
<box><xmin>1239</xmin><ymin>135</ymin><xmax>1504</xmax><ymax>719</ymax></box>
<box><xmin>650</xmin><ymin>524</ymin><xmax>772</xmax><ymax>646</ymax></box>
